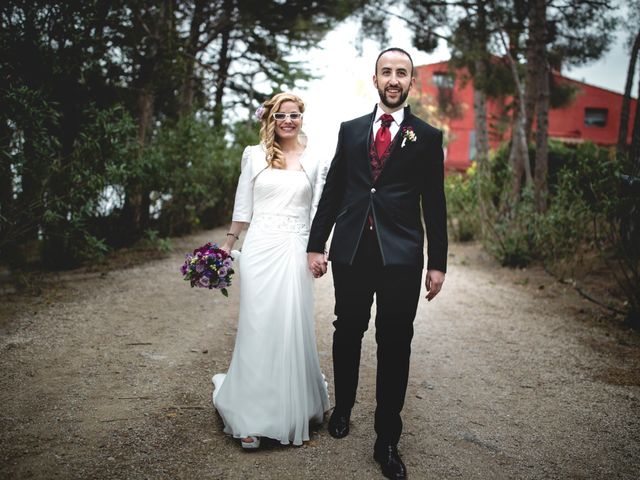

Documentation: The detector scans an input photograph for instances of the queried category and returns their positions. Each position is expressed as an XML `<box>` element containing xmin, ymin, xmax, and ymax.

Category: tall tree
<box><xmin>499</xmin><ymin>29</ymin><xmax>533</xmax><ymax>200</ymax></box>
<box><xmin>178</xmin><ymin>0</ymin><xmax>209</xmax><ymax>117</ymax></box>
<box><xmin>119</xmin><ymin>1</ymin><xmax>181</xmax><ymax>240</ymax></box>
<box><xmin>618</xmin><ymin>29</ymin><xmax>640</xmax><ymax>155</ymax></box>
<box><xmin>212</xmin><ymin>0</ymin><xmax>234</xmax><ymax>130</ymax></box>
<box><xmin>618</xmin><ymin>2</ymin><xmax>640</xmax><ymax>156</ymax></box>
<box><xmin>632</xmin><ymin>73</ymin><xmax>640</xmax><ymax>173</ymax></box>
<box><xmin>529</xmin><ymin>0</ymin><xmax>550</xmax><ymax>212</ymax></box>
<box><xmin>528</xmin><ymin>0</ymin><xmax>615</xmax><ymax>211</ymax></box>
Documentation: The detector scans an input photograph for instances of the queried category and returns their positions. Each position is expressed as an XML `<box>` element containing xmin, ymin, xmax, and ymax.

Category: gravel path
<box><xmin>1</xmin><ymin>226</ymin><xmax>639</xmax><ymax>479</ymax></box>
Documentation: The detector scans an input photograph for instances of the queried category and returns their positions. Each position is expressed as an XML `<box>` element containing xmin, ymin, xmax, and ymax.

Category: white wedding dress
<box><xmin>212</xmin><ymin>165</ymin><xmax>330</xmax><ymax>446</ymax></box>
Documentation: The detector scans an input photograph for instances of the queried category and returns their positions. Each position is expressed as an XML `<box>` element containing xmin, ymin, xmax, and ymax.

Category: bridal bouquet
<box><xmin>180</xmin><ymin>242</ymin><xmax>235</xmax><ymax>297</ymax></box>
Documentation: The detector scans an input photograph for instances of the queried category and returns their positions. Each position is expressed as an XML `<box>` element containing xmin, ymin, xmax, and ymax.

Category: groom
<box><xmin>307</xmin><ymin>47</ymin><xmax>447</xmax><ymax>479</ymax></box>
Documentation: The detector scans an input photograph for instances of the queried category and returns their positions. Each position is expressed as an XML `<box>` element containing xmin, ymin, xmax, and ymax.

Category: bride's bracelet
<box><xmin>226</xmin><ymin>232</ymin><xmax>240</xmax><ymax>240</ymax></box>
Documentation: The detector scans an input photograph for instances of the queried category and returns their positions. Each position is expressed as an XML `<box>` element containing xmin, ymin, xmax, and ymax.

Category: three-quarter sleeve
<box><xmin>231</xmin><ymin>146</ymin><xmax>253</xmax><ymax>223</ymax></box>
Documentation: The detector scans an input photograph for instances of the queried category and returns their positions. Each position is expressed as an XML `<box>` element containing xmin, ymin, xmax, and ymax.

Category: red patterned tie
<box><xmin>375</xmin><ymin>114</ymin><xmax>394</xmax><ymax>158</ymax></box>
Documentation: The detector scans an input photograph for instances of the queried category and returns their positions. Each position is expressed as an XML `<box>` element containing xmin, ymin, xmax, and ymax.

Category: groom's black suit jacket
<box><xmin>307</xmin><ymin>105</ymin><xmax>447</xmax><ymax>272</ymax></box>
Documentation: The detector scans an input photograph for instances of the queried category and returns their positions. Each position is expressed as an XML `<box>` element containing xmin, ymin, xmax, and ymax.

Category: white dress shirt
<box><xmin>372</xmin><ymin>105</ymin><xmax>404</xmax><ymax>141</ymax></box>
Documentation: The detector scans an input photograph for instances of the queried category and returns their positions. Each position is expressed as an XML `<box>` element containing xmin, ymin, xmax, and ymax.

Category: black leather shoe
<box><xmin>373</xmin><ymin>444</ymin><xmax>407</xmax><ymax>480</ymax></box>
<box><xmin>327</xmin><ymin>408</ymin><xmax>351</xmax><ymax>438</ymax></box>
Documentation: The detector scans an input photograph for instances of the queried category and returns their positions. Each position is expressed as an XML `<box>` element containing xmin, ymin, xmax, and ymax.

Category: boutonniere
<box><xmin>401</xmin><ymin>126</ymin><xmax>417</xmax><ymax>148</ymax></box>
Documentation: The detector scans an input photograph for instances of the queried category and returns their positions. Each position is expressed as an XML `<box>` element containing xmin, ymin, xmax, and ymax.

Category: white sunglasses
<box><xmin>272</xmin><ymin>112</ymin><xmax>303</xmax><ymax>121</ymax></box>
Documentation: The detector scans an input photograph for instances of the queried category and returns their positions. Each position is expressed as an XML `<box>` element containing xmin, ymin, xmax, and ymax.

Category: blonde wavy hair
<box><xmin>259</xmin><ymin>92</ymin><xmax>305</xmax><ymax>169</ymax></box>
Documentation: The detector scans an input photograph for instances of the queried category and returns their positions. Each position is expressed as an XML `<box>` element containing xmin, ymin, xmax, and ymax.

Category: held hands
<box><xmin>307</xmin><ymin>252</ymin><xmax>328</xmax><ymax>278</ymax></box>
<box><xmin>425</xmin><ymin>269</ymin><xmax>445</xmax><ymax>301</ymax></box>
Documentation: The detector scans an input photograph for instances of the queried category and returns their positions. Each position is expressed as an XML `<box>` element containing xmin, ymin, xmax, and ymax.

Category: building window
<box><xmin>584</xmin><ymin>108</ymin><xmax>608</xmax><ymax>127</ymax></box>
<box><xmin>433</xmin><ymin>72</ymin><xmax>455</xmax><ymax>89</ymax></box>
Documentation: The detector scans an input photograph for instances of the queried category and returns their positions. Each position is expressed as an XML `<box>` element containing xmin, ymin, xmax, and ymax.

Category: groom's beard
<box><xmin>378</xmin><ymin>86</ymin><xmax>409</xmax><ymax>110</ymax></box>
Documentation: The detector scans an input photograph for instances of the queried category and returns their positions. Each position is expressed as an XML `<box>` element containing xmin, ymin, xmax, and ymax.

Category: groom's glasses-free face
<box><xmin>272</xmin><ymin>112</ymin><xmax>303</xmax><ymax>121</ymax></box>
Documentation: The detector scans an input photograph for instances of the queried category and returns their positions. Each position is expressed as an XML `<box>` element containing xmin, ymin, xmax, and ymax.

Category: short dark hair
<box><xmin>375</xmin><ymin>48</ymin><xmax>414</xmax><ymax>76</ymax></box>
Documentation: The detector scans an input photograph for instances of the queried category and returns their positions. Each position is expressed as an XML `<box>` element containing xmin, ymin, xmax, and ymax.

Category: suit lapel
<box><xmin>362</xmin><ymin>106</ymin><xmax>377</xmax><ymax>178</ymax></box>
<box><xmin>390</xmin><ymin>106</ymin><xmax>414</xmax><ymax>157</ymax></box>
<box><xmin>365</xmin><ymin>105</ymin><xmax>377</xmax><ymax>155</ymax></box>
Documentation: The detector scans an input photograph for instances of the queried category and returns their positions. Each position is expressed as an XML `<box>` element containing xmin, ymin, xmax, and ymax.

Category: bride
<box><xmin>212</xmin><ymin>92</ymin><xmax>330</xmax><ymax>449</ymax></box>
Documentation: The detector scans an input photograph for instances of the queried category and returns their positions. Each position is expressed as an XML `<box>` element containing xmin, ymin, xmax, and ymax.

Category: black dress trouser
<box><xmin>331</xmin><ymin>228</ymin><xmax>422</xmax><ymax>446</ymax></box>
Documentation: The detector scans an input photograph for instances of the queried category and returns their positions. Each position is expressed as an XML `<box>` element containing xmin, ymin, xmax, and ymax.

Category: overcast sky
<box><xmin>298</xmin><ymin>15</ymin><xmax>635</xmax><ymax>159</ymax></box>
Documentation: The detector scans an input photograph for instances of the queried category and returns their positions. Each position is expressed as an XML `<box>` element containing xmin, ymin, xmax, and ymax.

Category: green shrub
<box><xmin>1</xmin><ymin>88</ymin><xmax>256</xmax><ymax>269</ymax></box>
<box><xmin>147</xmin><ymin>115</ymin><xmax>259</xmax><ymax>236</ymax></box>
<box><xmin>40</xmin><ymin>105</ymin><xmax>138</xmax><ymax>268</ymax></box>
<box><xmin>0</xmin><ymin>90</ymin><xmax>138</xmax><ymax>268</ymax></box>
<box><xmin>532</xmin><ymin>142</ymin><xmax>618</xmax><ymax>268</ymax></box>
<box><xmin>476</xmin><ymin>138</ymin><xmax>638</xmax><ymax>320</ymax></box>
<box><xmin>486</xmin><ymin>186</ymin><xmax>538</xmax><ymax>267</ymax></box>
<box><xmin>444</xmin><ymin>163</ymin><xmax>480</xmax><ymax>242</ymax></box>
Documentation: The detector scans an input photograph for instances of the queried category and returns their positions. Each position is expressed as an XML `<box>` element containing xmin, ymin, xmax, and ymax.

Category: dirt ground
<box><xmin>1</xmin><ymin>225</ymin><xmax>639</xmax><ymax>480</ymax></box>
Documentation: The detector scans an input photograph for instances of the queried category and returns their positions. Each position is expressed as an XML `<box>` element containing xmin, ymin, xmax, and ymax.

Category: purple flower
<box><xmin>255</xmin><ymin>104</ymin><xmax>266</xmax><ymax>121</ymax></box>
<box><xmin>181</xmin><ymin>242</ymin><xmax>235</xmax><ymax>296</ymax></box>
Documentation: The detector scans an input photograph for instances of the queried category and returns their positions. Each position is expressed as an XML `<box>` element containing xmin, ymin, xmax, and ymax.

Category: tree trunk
<box><xmin>523</xmin><ymin>19</ymin><xmax>537</xmax><ymax>144</ymax></box>
<box><xmin>0</xmin><ymin>120</ymin><xmax>14</xmax><ymax>259</ymax></box>
<box><xmin>524</xmin><ymin>79</ymin><xmax>538</xmax><ymax>143</ymax></box>
<box><xmin>623</xmin><ymin>69</ymin><xmax>640</xmax><ymax>328</ymax></box>
<box><xmin>472</xmin><ymin>0</ymin><xmax>494</xmax><ymax>233</ymax></box>
<box><xmin>618</xmin><ymin>29</ymin><xmax>640</xmax><ymax>154</ymax></box>
<box><xmin>473</xmin><ymin>61</ymin><xmax>490</xmax><ymax>166</ymax></box>
<box><xmin>474</xmin><ymin>63</ymin><xmax>492</xmax><ymax>230</ymax></box>
<box><xmin>0</xmin><ymin>117</ymin><xmax>12</xmax><ymax>216</ymax></box>
<box><xmin>17</xmin><ymin>132</ymin><xmax>42</xmax><ymax>244</ymax></box>
<box><xmin>534</xmin><ymin>68</ymin><xmax>550</xmax><ymax>212</ymax></box>
<box><xmin>213</xmin><ymin>0</ymin><xmax>233</xmax><ymax>130</ymax></box>
<box><xmin>530</xmin><ymin>0</ymin><xmax>550</xmax><ymax>212</ymax></box>
<box><xmin>14</xmin><ymin>7</ymin><xmax>42</xmax><ymax>247</ymax></box>
<box><xmin>179</xmin><ymin>0</ymin><xmax>205</xmax><ymax>117</ymax></box>
<box><xmin>632</xmin><ymin>71</ymin><xmax>640</xmax><ymax>176</ymax></box>
<box><xmin>474</xmin><ymin>1</ymin><xmax>489</xmax><ymax>168</ymax></box>
<box><xmin>123</xmin><ymin>2</ymin><xmax>169</xmax><ymax>241</ymax></box>
<box><xmin>509</xmin><ymin>105</ymin><xmax>531</xmax><ymax>203</ymax></box>
<box><xmin>137</xmin><ymin>87</ymin><xmax>155</xmax><ymax>146</ymax></box>
<box><xmin>502</xmin><ymin>38</ymin><xmax>532</xmax><ymax>204</ymax></box>
<box><xmin>123</xmin><ymin>86</ymin><xmax>154</xmax><ymax>240</ymax></box>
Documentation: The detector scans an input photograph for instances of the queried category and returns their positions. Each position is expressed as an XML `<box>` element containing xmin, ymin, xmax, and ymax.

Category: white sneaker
<box><xmin>241</xmin><ymin>436</ymin><xmax>260</xmax><ymax>449</ymax></box>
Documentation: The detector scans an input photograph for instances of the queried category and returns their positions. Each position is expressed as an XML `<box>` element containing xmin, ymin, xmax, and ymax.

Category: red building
<box><xmin>415</xmin><ymin>61</ymin><xmax>638</xmax><ymax>172</ymax></box>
